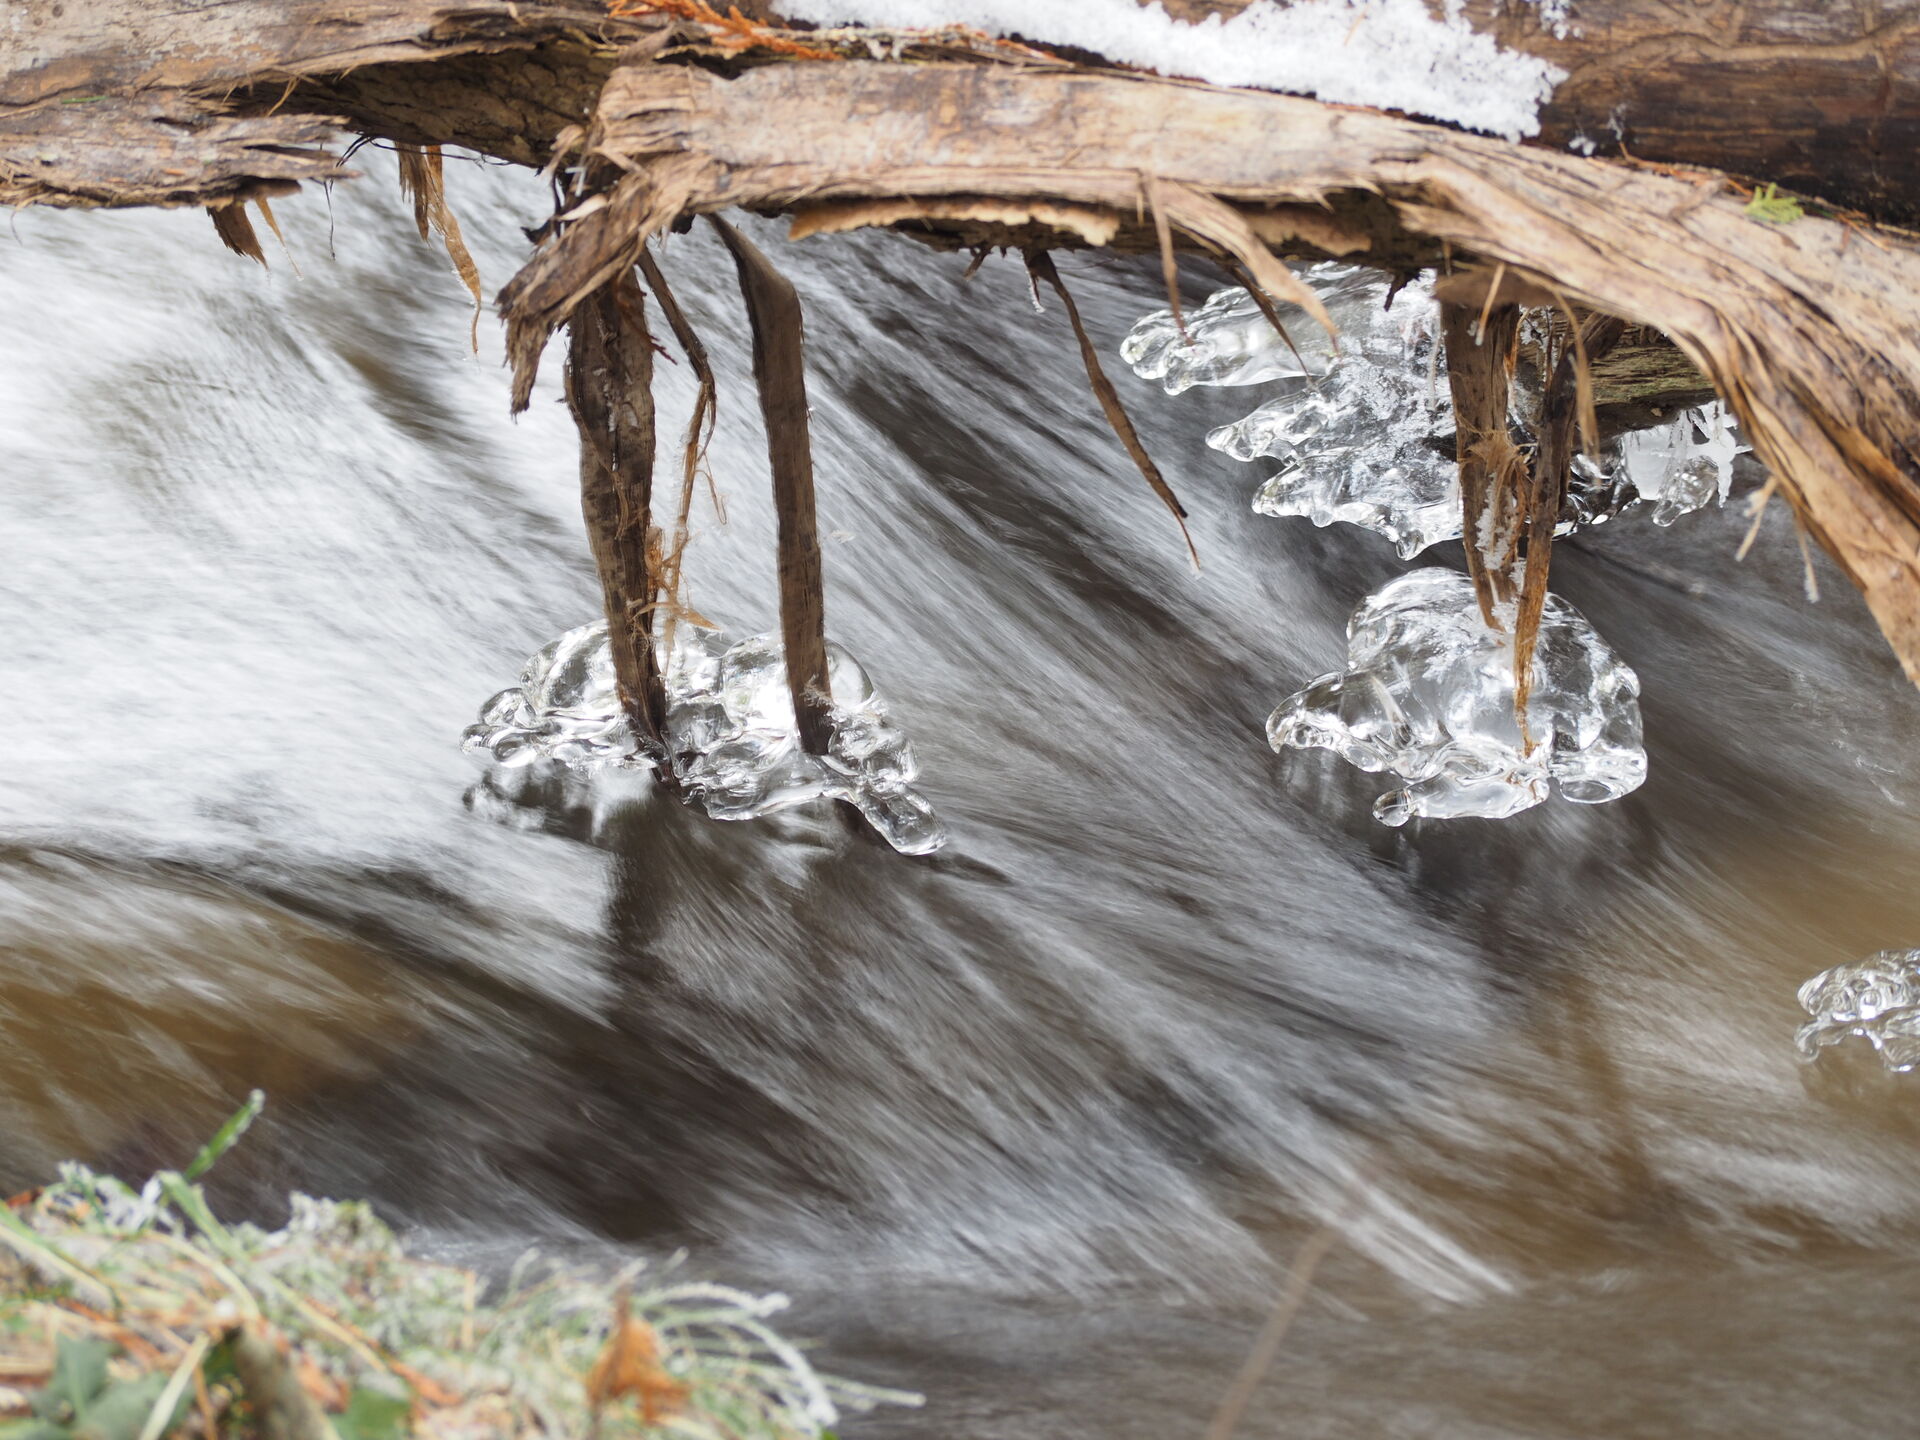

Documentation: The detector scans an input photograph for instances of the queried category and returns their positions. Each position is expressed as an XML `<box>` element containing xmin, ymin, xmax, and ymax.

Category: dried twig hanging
<box><xmin>1518</xmin><ymin>312</ymin><xmax>1626</xmax><ymax>719</ymax></box>
<box><xmin>708</xmin><ymin>214</ymin><xmax>835</xmax><ymax>758</ymax></box>
<box><xmin>636</xmin><ymin>245</ymin><xmax>719</xmax><ymax>657</ymax></box>
<box><xmin>1025</xmin><ymin>249</ymin><xmax>1197</xmax><ymax>567</ymax></box>
<box><xmin>1442</xmin><ymin>301</ymin><xmax>1522</xmax><ymax>629</ymax></box>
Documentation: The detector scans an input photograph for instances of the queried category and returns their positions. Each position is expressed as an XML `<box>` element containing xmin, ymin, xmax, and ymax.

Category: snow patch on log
<box><xmin>777</xmin><ymin>0</ymin><xmax>1564</xmax><ymax>139</ymax></box>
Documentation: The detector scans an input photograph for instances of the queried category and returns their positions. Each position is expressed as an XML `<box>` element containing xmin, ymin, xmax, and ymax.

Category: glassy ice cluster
<box><xmin>1268</xmin><ymin>569</ymin><xmax>1646</xmax><ymax>825</ymax></box>
<box><xmin>1120</xmin><ymin>265</ymin><xmax>1413</xmax><ymax>395</ymax></box>
<box><xmin>1795</xmin><ymin>951</ymin><xmax>1920</xmax><ymax>1072</ymax></box>
<box><xmin>1123</xmin><ymin>267</ymin><xmax>1750</xmax><ymax>557</ymax></box>
<box><xmin>463</xmin><ymin>620</ymin><xmax>945</xmax><ymax>854</ymax></box>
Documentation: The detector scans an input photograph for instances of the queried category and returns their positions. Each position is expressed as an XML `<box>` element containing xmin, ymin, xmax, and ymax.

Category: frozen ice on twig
<box><xmin>463</xmin><ymin>620</ymin><xmax>946</xmax><ymax>854</ymax></box>
<box><xmin>1268</xmin><ymin>568</ymin><xmax>1646</xmax><ymax>825</ymax></box>
<box><xmin>1795</xmin><ymin>951</ymin><xmax>1920</xmax><ymax>1072</ymax></box>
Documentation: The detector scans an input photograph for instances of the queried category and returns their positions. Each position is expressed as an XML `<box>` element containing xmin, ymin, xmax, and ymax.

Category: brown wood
<box><xmin>1520</xmin><ymin>314</ymin><xmax>1628</xmax><ymax>711</ymax></box>
<box><xmin>880</xmin><ymin>0</ymin><xmax>1920</xmax><ymax>227</ymax></box>
<box><xmin>1442</xmin><ymin>301</ymin><xmax>1522</xmax><ymax>628</ymax></box>
<box><xmin>494</xmin><ymin>58</ymin><xmax>1920</xmax><ymax>690</ymax></box>
<box><xmin>708</xmin><ymin>215</ymin><xmax>834</xmax><ymax>759</ymax></box>
<box><xmin>566</xmin><ymin>270</ymin><xmax>669</xmax><ymax>754</ymax></box>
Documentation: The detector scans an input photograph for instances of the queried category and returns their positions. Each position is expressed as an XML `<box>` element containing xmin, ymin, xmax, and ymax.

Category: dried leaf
<box><xmin>586</xmin><ymin>1302</ymin><xmax>686</xmax><ymax>1426</ymax></box>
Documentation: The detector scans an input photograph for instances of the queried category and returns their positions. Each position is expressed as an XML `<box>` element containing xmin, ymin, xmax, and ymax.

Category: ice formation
<box><xmin>1120</xmin><ymin>264</ymin><xmax>1408</xmax><ymax>395</ymax></box>
<box><xmin>1268</xmin><ymin>568</ymin><xmax>1646</xmax><ymax>825</ymax></box>
<box><xmin>1151</xmin><ymin>265</ymin><xmax>1748</xmax><ymax>557</ymax></box>
<box><xmin>463</xmin><ymin>620</ymin><xmax>946</xmax><ymax>854</ymax></box>
<box><xmin>1795</xmin><ymin>951</ymin><xmax>1920</xmax><ymax>1073</ymax></box>
<box><xmin>776</xmin><ymin>0</ymin><xmax>1564</xmax><ymax>140</ymax></box>
<box><xmin>1157</xmin><ymin>266</ymin><xmax>1461</xmax><ymax>559</ymax></box>
<box><xmin>1613</xmin><ymin>403</ymin><xmax>1746</xmax><ymax>526</ymax></box>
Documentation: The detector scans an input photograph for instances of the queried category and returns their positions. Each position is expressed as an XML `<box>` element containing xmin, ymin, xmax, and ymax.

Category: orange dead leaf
<box><xmin>586</xmin><ymin>1300</ymin><xmax>687</xmax><ymax>1427</ymax></box>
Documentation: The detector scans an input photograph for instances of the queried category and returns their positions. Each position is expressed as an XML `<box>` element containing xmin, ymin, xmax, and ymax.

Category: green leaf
<box><xmin>331</xmin><ymin>1384</ymin><xmax>411</xmax><ymax>1440</ymax></box>
<box><xmin>71</xmin><ymin>1373</ymin><xmax>173</xmax><ymax>1440</ymax></box>
<box><xmin>1745</xmin><ymin>182</ymin><xmax>1804</xmax><ymax>224</ymax></box>
<box><xmin>37</xmin><ymin>1338</ymin><xmax>116</xmax><ymax>1421</ymax></box>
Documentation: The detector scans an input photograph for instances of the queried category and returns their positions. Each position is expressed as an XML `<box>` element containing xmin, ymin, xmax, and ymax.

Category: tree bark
<box><xmin>1060</xmin><ymin>0</ymin><xmax>1920</xmax><ymax>226</ymax></box>
<box><xmin>709</xmin><ymin>216</ymin><xmax>834</xmax><ymax>758</ymax></box>
<box><xmin>567</xmin><ymin>270</ymin><xmax>669</xmax><ymax>755</ymax></box>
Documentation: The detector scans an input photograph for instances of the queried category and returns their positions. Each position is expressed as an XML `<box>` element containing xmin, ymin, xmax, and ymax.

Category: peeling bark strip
<box><xmin>1442</xmin><ymin>302</ymin><xmax>1521</xmax><ymax>628</ymax></box>
<box><xmin>566</xmin><ymin>271</ymin><xmax>668</xmax><ymax>753</ymax></box>
<box><xmin>497</xmin><ymin>59</ymin><xmax>1920</xmax><ymax>687</ymax></box>
<box><xmin>708</xmin><ymin>215</ymin><xmax>833</xmax><ymax>759</ymax></box>
<box><xmin>1025</xmin><ymin>250</ymin><xmax>1196</xmax><ymax>565</ymax></box>
<box><xmin>1517</xmin><ymin>313</ymin><xmax>1626</xmax><ymax>714</ymax></box>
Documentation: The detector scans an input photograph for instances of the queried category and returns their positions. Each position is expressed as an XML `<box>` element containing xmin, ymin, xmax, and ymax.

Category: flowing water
<box><xmin>5</xmin><ymin>151</ymin><xmax>1920</xmax><ymax>1437</ymax></box>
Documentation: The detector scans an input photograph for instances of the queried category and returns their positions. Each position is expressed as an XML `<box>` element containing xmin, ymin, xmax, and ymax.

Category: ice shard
<box><xmin>1794</xmin><ymin>951</ymin><xmax>1920</xmax><ymax>1072</ymax></box>
<box><xmin>1268</xmin><ymin>568</ymin><xmax>1646</xmax><ymax>825</ymax></box>
<box><xmin>463</xmin><ymin>620</ymin><xmax>946</xmax><ymax>854</ymax></box>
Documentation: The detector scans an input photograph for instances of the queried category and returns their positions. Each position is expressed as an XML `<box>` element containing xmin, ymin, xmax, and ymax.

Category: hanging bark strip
<box><xmin>1025</xmin><ymin>250</ymin><xmax>1198</xmax><ymax>567</ymax></box>
<box><xmin>707</xmin><ymin>215</ymin><xmax>834</xmax><ymax>758</ymax></box>
<box><xmin>1441</xmin><ymin>301</ymin><xmax>1523</xmax><ymax>629</ymax></box>
<box><xmin>207</xmin><ymin>202</ymin><xmax>266</xmax><ymax>263</ymax></box>
<box><xmin>565</xmin><ymin>270</ymin><xmax>669</xmax><ymax>754</ymax></box>
<box><xmin>1517</xmin><ymin>313</ymin><xmax>1627</xmax><ymax>714</ymax></box>
<box><xmin>393</xmin><ymin>142</ymin><xmax>485</xmax><ymax>351</ymax></box>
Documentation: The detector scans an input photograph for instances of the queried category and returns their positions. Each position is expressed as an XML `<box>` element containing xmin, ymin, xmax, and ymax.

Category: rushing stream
<box><xmin>6</xmin><ymin>151</ymin><xmax>1920</xmax><ymax>1437</ymax></box>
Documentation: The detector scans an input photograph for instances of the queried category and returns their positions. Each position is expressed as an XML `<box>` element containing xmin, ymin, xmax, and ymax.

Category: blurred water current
<box><xmin>4</xmin><ymin>150</ymin><xmax>1920</xmax><ymax>1437</ymax></box>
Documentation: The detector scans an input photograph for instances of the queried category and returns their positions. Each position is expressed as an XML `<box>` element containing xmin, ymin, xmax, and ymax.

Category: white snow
<box><xmin>778</xmin><ymin>0</ymin><xmax>1566</xmax><ymax>140</ymax></box>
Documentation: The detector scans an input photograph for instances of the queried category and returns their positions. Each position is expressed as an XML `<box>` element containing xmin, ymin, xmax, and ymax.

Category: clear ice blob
<box><xmin>1120</xmin><ymin>263</ymin><xmax>1421</xmax><ymax>395</ymax></box>
<box><xmin>1267</xmin><ymin>568</ymin><xmax>1647</xmax><ymax>826</ymax></box>
<box><xmin>463</xmin><ymin>619</ymin><xmax>946</xmax><ymax>855</ymax></box>
<box><xmin>1795</xmin><ymin>951</ymin><xmax>1920</xmax><ymax>1072</ymax></box>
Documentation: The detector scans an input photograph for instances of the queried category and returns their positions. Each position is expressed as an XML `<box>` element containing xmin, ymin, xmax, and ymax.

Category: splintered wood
<box><xmin>709</xmin><ymin>216</ymin><xmax>834</xmax><ymax>758</ymax></box>
<box><xmin>566</xmin><ymin>272</ymin><xmax>669</xmax><ymax>752</ymax></box>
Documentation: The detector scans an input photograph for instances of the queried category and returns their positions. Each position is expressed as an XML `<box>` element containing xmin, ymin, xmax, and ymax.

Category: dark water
<box><xmin>5</xmin><ymin>150</ymin><xmax>1920</xmax><ymax>1437</ymax></box>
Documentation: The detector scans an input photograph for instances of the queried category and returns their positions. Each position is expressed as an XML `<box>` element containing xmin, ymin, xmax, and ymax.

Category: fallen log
<box><xmin>8</xmin><ymin>0</ymin><xmax>1920</xmax><ymax>695</ymax></box>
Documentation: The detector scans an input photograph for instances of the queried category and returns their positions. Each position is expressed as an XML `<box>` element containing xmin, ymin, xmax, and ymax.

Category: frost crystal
<box><xmin>1795</xmin><ymin>951</ymin><xmax>1920</xmax><ymax>1072</ymax></box>
<box><xmin>463</xmin><ymin>620</ymin><xmax>946</xmax><ymax>854</ymax></box>
<box><xmin>1268</xmin><ymin>568</ymin><xmax>1646</xmax><ymax>825</ymax></box>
